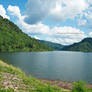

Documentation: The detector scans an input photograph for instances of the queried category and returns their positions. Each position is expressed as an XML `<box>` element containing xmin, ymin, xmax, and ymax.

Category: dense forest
<box><xmin>62</xmin><ymin>38</ymin><xmax>92</xmax><ymax>52</ymax></box>
<box><xmin>39</xmin><ymin>40</ymin><xmax>64</xmax><ymax>50</ymax></box>
<box><xmin>0</xmin><ymin>15</ymin><xmax>53</xmax><ymax>52</ymax></box>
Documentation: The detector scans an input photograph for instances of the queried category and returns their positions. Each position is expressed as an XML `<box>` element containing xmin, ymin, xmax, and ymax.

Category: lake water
<box><xmin>0</xmin><ymin>51</ymin><xmax>92</xmax><ymax>83</ymax></box>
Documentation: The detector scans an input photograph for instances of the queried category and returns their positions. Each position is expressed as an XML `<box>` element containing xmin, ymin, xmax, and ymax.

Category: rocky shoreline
<box><xmin>39</xmin><ymin>79</ymin><xmax>92</xmax><ymax>90</ymax></box>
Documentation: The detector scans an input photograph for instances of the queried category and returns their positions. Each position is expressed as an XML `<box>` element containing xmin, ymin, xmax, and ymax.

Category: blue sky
<box><xmin>0</xmin><ymin>0</ymin><xmax>92</xmax><ymax>45</ymax></box>
<box><xmin>0</xmin><ymin>0</ymin><xmax>26</xmax><ymax>11</ymax></box>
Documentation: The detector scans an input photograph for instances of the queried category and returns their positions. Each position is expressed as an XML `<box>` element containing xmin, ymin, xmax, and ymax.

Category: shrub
<box><xmin>72</xmin><ymin>80</ymin><xmax>87</xmax><ymax>92</ymax></box>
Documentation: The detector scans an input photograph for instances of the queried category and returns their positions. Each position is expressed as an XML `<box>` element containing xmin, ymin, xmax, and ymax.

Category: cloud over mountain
<box><xmin>7</xmin><ymin>5</ymin><xmax>87</xmax><ymax>45</ymax></box>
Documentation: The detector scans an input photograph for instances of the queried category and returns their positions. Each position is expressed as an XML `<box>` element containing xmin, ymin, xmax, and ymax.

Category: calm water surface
<box><xmin>0</xmin><ymin>51</ymin><xmax>92</xmax><ymax>83</ymax></box>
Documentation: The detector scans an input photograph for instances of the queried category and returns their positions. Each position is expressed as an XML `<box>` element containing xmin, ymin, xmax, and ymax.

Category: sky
<box><xmin>0</xmin><ymin>0</ymin><xmax>92</xmax><ymax>45</ymax></box>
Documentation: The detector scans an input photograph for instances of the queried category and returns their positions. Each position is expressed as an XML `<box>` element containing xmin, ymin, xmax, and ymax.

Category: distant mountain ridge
<box><xmin>62</xmin><ymin>38</ymin><xmax>92</xmax><ymax>52</ymax></box>
<box><xmin>0</xmin><ymin>15</ymin><xmax>53</xmax><ymax>52</ymax></box>
<box><xmin>38</xmin><ymin>40</ymin><xmax>64</xmax><ymax>50</ymax></box>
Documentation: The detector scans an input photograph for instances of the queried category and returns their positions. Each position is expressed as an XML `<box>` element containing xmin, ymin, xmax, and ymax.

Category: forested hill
<box><xmin>62</xmin><ymin>38</ymin><xmax>92</xmax><ymax>52</ymax></box>
<box><xmin>38</xmin><ymin>40</ymin><xmax>64</xmax><ymax>50</ymax></box>
<box><xmin>0</xmin><ymin>15</ymin><xmax>53</xmax><ymax>52</ymax></box>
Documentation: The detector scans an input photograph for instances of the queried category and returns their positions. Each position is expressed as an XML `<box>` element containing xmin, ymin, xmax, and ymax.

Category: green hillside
<box><xmin>0</xmin><ymin>15</ymin><xmax>53</xmax><ymax>52</ymax></box>
<box><xmin>62</xmin><ymin>38</ymin><xmax>92</xmax><ymax>52</ymax></box>
<box><xmin>38</xmin><ymin>40</ymin><xmax>64</xmax><ymax>50</ymax></box>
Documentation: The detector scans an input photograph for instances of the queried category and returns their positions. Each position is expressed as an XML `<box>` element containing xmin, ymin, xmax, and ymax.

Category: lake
<box><xmin>0</xmin><ymin>51</ymin><xmax>92</xmax><ymax>83</ymax></box>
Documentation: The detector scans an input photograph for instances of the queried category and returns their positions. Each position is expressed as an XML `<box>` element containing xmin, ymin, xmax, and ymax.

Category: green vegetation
<box><xmin>62</xmin><ymin>38</ymin><xmax>92</xmax><ymax>52</ymax></box>
<box><xmin>72</xmin><ymin>80</ymin><xmax>92</xmax><ymax>92</ymax></box>
<box><xmin>38</xmin><ymin>40</ymin><xmax>64</xmax><ymax>50</ymax></box>
<box><xmin>72</xmin><ymin>80</ymin><xmax>87</xmax><ymax>92</ymax></box>
<box><xmin>0</xmin><ymin>15</ymin><xmax>53</xmax><ymax>52</ymax></box>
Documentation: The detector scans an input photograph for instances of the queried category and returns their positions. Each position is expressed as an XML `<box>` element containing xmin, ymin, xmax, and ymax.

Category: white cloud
<box><xmin>85</xmin><ymin>11</ymin><xmax>92</xmax><ymax>20</ymax></box>
<box><xmin>88</xmin><ymin>0</ymin><xmax>92</xmax><ymax>4</ymax></box>
<box><xmin>46</xmin><ymin>38</ymin><xmax>80</xmax><ymax>45</ymax></box>
<box><xmin>89</xmin><ymin>32</ymin><xmax>92</xmax><ymax>37</ymax></box>
<box><xmin>46</xmin><ymin>27</ymin><xmax>86</xmax><ymax>45</ymax></box>
<box><xmin>51</xmin><ymin>0</ymin><xmax>88</xmax><ymax>22</ymax></box>
<box><xmin>34</xmin><ymin>36</ymin><xmax>40</xmax><ymax>40</ymax></box>
<box><xmin>16</xmin><ymin>18</ymin><xmax>87</xmax><ymax>45</ymax></box>
<box><xmin>24</xmin><ymin>0</ymin><xmax>88</xmax><ymax>24</ymax></box>
<box><xmin>0</xmin><ymin>5</ymin><xmax>10</xmax><ymax>19</ymax></box>
<box><xmin>77</xmin><ymin>0</ymin><xmax>92</xmax><ymax>27</ymax></box>
<box><xmin>30</xmin><ymin>25</ymin><xmax>86</xmax><ymax>45</ymax></box>
<box><xmin>78</xmin><ymin>19</ymin><xmax>87</xmax><ymax>26</ymax></box>
<box><xmin>24</xmin><ymin>0</ymin><xmax>56</xmax><ymax>24</ymax></box>
<box><xmin>7</xmin><ymin>5</ymin><xmax>87</xmax><ymax>45</ymax></box>
<box><xmin>7</xmin><ymin>5</ymin><xmax>21</xmax><ymax>19</ymax></box>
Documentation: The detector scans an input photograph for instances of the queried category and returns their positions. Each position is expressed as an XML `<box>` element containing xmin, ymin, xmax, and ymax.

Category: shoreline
<box><xmin>0</xmin><ymin>60</ymin><xmax>92</xmax><ymax>91</ymax></box>
<box><xmin>38</xmin><ymin>78</ymin><xmax>92</xmax><ymax>90</ymax></box>
<box><xmin>0</xmin><ymin>60</ymin><xmax>67</xmax><ymax>92</ymax></box>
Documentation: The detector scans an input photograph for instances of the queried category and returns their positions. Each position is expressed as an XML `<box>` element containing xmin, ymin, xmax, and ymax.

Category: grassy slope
<box><xmin>0</xmin><ymin>60</ymin><xmax>68</xmax><ymax>92</ymax></box>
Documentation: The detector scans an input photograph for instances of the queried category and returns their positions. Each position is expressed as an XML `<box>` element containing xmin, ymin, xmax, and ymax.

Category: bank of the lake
<box><xmin>0</xmin><ymin>60</ymin><xmax>92</xmax><ymax>92</ymax></box>
<box><xmin>0</xmin><ymin>60</ymin><xmax>69</xmax><ymax>92</ymax></box>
